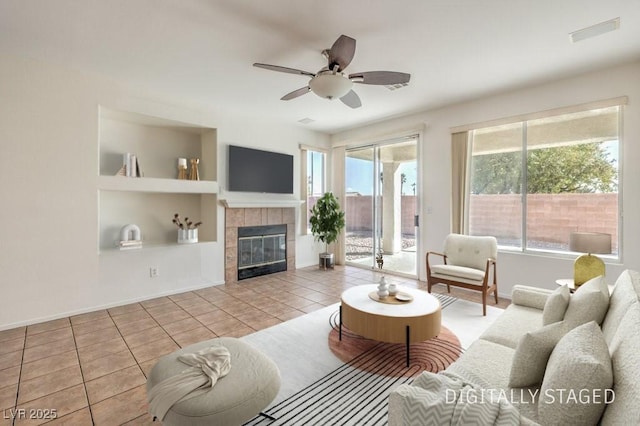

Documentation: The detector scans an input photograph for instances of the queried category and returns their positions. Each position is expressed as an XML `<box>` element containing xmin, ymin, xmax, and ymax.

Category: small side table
<box><xmin>555</xmin><ymin>278</ymin><xmax>577</xmax><ymax>293</ymax></box>
<box><xmin>556</xmin><ymin>278</ymin><xmax>614</xmax><ymax>294</ymax></box>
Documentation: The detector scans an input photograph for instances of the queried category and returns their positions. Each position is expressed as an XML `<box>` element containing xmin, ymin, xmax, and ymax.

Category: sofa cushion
<box><xmin>510</xmin><ymin>389</ymin><xmax>540</xmax><ymax>425</ymax></box>
<box><xmin>576</xmin><ymin>274</ymin><xmax>609</xmax><ymax>298</ymax></box>
<box><xmin>600</xmin><ymin>303</ymin><xmax>640</xmax><ymax>425</ymax></box>
<box><xmin>511</xmin><ymin>285</ymin><xmax>552</xmax><ymax>310</ymax></box>
<box><xmin>601</xmin><ymin>270</ymin><xmax>640</xmax><ymax>345</ymax></box>
<box><xmin>508</xmin><ymin>320</ymin><xmax>567</xmax><ymax>387</ymax></box>
<box><xmin>539</xmin><ymin>321</ymin><xmax>613</xmax><ymax>426</ymax></box>
<box><xmin>430</xmin><ymin>264</ymin><xmax>485</xmax><ymax>282</ymax></box>
<box><xmin>479</xmin><ymin>304</ymin><xmax>542</xmax><ymax>349</ymax></box>
<box><xmin>542</xmin><ymin>284</ymin><xmax>570</xmax><ymax>325</ymax></box>
<box><xmin>563</xmin><ymin>275</ymin><xmax>609</xmax><ymax>327</ymax></box>
<box><xmin>446</xmin><ymin>338</ymin><xmax>514</xmax><ymax>390</ymax></box>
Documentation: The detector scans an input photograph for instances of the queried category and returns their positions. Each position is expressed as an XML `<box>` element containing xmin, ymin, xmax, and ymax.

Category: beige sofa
<box><xmin>389</xmin><ymin>269</ymin><xmax>640</xmax><ymax>425</ymax></box>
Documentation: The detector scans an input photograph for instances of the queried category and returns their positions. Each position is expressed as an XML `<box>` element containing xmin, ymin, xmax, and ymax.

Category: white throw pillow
<box><xmin>542</xmin><ymin>284</ymin><xmax>570</xmax><ymax>326</ymax></box>
<box><xmin>576</xmin><ymin>274</ymin><xmax>609</xmax><ymax>298</ymax></box>
<box><xmin>508</xmin><ymin>321</ymin><xmax>567</xmax><ymax>387</ymax></box>
<box><xmin>563</xmin><ymin>276</ymin><xmax>609</xmax><ymax>327</ymax></box>
<box><xmin>539</xmin><ymin>321</ymin><xmax>613</xmax><ymax>426</ymax></box>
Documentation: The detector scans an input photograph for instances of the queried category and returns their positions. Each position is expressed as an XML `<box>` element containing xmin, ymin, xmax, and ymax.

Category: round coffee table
<box><xmin>340</xmin><ymin>284</ymin><xmax>441</xmax><ymax>366</ymax></box>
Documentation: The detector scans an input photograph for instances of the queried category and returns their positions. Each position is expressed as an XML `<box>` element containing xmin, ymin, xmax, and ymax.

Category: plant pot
<box><xmin>178</xmin><ymin>228</ymin><xmax>198</xmax><ymax>244</ymax></box>
<box><xmin>319</xmin><ymin>253</ymin><xmax>334</xmax><ymax>270</ymax></box>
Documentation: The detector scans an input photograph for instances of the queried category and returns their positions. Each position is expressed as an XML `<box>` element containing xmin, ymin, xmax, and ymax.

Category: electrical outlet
<box><xmin>149</xmin><ymin>267</ymin><xmax>159</xmax><ymax>278</ymax></box>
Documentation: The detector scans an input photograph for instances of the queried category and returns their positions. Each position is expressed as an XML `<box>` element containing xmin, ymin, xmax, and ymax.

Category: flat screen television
<box><xmin>228</xmin><ymin>145</ymin><xmax>294</xmax><ymax>194</ymax></box>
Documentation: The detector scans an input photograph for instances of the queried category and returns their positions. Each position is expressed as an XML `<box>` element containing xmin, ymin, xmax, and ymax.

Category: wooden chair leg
<box><xmin>494</xmin><ymin>286</ymin><xmax>499</xmax><ymax>304</ymax></box>
<box><xmin>482</xmin><ymin>291</ymin><xmax>487</xmax><ymax>316</ymax></box>
<box><xmin>446</xmin><ymin>284</ymin><xmax>451</xmax><ymax>293</ymax></box>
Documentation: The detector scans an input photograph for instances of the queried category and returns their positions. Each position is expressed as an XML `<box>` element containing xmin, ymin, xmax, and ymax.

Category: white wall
<box><xmin>332</xmin><ymin>61</ymin><xmax>640</xmax><ymax>297</ymax></box>
<box><xmin>2</xmin><ymin>53</ymin><xmax>636</xmax><ymax>330</ymax></box>
<box><xmin>0</xmin><ymin>53</ymin><xmax>329</xmax><ymax>330</ymax></box>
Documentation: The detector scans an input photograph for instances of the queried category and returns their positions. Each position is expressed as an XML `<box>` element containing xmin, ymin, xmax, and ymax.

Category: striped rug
<box><xmin>245</xmin><ymin>293</ymin><xmax>461</xmax><ymax>426</ymax></box>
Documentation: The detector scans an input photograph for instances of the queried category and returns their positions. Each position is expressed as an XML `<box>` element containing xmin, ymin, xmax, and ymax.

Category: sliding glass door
<box><xmin>345</xmin><ymin>137</ymin><xmax>418</xmax><ymax>276</ymax></box>
<box><xmin>345</xmin><ymin>146</ymin><xmax>379</xmax><ymax>270</ymax></box>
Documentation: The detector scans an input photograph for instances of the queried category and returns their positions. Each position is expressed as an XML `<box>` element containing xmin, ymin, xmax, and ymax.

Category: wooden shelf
<box><xmin>99</xmin><ymin>239</ymin><xmax>215</xmax><ymax>254</ymax></box>
<box><xmin>98</xmin><ymin>175</ymin><xmax>218</xmax><ymax>194</ymax></box>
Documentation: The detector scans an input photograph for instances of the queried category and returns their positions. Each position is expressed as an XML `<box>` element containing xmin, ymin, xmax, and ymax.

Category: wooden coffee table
<box><xmin>340</xmin><ymin>284</ymin><xmax>441</xmax><ymax>366</ymax></box>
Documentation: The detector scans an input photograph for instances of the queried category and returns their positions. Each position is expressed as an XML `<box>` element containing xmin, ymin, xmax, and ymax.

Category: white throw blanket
<box><xmin>148</xmin><ymin>346</ymin><xmax>232</xmax><ymax>421</ymax></box>
<box><xmin>390</xmin><ymin>371</ymin><xmax>521</xmax><ymax>425</ymax></box>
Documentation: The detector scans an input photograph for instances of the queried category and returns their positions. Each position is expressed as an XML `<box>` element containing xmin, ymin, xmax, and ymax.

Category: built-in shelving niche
<box><xmin>97</xmin><ymin>107</ymin><xmax>218</xmax><ymax>252</ymax></box>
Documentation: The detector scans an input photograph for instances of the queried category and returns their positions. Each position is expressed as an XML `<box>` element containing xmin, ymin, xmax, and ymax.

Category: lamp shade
<box><xmin>569</xmin><ymin>232</ymin><xmax>611</xmax><ymax>254</ymax></box>
<box><xmin>309</xmin><ymin>72</ymin><xmax>353</xmax><ymax>100</ymax></box>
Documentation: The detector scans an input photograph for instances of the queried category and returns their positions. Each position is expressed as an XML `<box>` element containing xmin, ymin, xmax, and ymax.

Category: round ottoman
<box><xmin>146</xmin><ymin>337</ymin><xmax>280</xmax><ymax>425</ymax></box>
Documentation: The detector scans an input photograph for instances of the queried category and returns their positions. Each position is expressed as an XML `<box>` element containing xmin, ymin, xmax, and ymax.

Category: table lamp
<box><xmin>569</xmin><ymin>232</ymin><xmax>611</xmax><ymax>287</ymax></box>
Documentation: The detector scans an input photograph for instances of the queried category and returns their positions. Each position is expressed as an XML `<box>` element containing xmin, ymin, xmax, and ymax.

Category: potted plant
<box><xmin>309</xmin><ymin>192</ymin><xmax>346</xmax><ymax>269</ymax></box>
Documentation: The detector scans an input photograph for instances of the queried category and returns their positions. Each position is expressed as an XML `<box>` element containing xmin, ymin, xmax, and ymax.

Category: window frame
<box><xmin>464</xmin><ymin>101</ymin><xmax>624</xmax><ymax>260</ymax></box>
<box><xmin>300</xmin><ymin>146</ymin><xmax>327</xmax><ymax>235</ymax></box>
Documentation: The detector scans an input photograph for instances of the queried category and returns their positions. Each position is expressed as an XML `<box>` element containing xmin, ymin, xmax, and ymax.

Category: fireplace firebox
<box><xmin>237</xmin><ymin>224</ymin><xmax>287</xmax><ymax>280</ymax></box>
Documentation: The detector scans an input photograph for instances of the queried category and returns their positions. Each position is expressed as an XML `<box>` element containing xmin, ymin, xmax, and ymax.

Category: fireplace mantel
<box><xmin>219</xmin><ymin>197</ymin><xmax>303</xmax><ymax>209</ymax></box>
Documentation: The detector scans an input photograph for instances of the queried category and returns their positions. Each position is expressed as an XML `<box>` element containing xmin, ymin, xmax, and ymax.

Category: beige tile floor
<box><xmin>0</xmin><ymin>265</ymin><xmax>510</xmax><ymax>425</ymax></box>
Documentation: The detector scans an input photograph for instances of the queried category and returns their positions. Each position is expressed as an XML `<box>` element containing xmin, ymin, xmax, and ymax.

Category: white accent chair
<box><xmin>426</xmin><ymin>233</ymin><xmax>498</xmax><ymax>316</ymax></box>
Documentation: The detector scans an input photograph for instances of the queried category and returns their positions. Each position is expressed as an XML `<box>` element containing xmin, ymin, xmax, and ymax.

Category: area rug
<box><xmin>243</xmin><ymin>293</ymin><xmax>502</xmax><ymax>425</ymax></box>
<box><xmin>327</xmin><ymin>308</ymin><xmax>462</xmax><ymax>378</ymax></box>
<box><xmin>244</xmin><ymin>344</ymin><xmax>417</xmax><ymax>425</ymax></box>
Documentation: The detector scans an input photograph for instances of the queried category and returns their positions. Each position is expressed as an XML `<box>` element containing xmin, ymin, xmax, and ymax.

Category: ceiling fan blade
<box><xmin>253</xmin><ymin>63</ymin><xmax>315</xmax><ymax>77</ymax></box>
<box><xmin>328</xmin><ymin>35</ymin><xmax>356</xmax><ymax>72</ymax></box>
<box><xmin>349</xmin><ymin>71</ymin><xmax>411</xmax><ymax>85</ymax></box>
<box><xmin>281</xmin><ymin>86</ymin><xmax>311</xmax><ymax>101</ymax></box>
<box><xmin>340</xmin><ymin>90</ymin><xmax>362</xmax><ymax>109</ymax></box>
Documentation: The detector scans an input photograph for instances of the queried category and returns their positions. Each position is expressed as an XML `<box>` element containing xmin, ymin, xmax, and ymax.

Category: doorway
<box><xmin>344</xmin><ymin>137</ymin><xmax>418</xmax><ymax>276</ymax></box>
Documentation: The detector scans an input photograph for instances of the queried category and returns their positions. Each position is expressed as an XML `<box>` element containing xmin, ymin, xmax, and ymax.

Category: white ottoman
<box><xmin>147</xmin><ymin>337</ymin><xmax>280</xmax><ymax>425</ymax></box>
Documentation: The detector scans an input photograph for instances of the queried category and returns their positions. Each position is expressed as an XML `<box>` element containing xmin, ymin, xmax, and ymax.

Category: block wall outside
<box><xmin>339</xmin><ymin>195</ymin><xmax>418</xmax><ymax>236</ymax></box>
<box><xmin>334</xmin><ymin>193</ymin><xmax>617</xmax><ymax>253</ymax></box>
<box><xmin>469</xmin><ymin>193</ymin><xmax>618</xmax><ymax>252</ymax></box>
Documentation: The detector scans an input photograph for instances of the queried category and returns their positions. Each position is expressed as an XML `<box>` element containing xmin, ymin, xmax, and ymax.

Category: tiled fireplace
<box><xmin>225</xmin><ymin>207</ymin><xmax>296</xmax><ymax>283</ymax></box>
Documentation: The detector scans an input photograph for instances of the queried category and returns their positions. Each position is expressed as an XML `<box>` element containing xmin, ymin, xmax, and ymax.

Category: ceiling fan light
<box><xmin>309</xmin><ymin>73</ymin><xmax>353</xmax><ymax>100</ymax></box>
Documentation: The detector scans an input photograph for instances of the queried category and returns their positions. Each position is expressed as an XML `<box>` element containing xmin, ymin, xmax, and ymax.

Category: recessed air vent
<box><xmin>385</xmin><ymin>82</ymin><xmax>409</xmax><ymax>91</ymax></box>
<box><xmin>569</xmin><ymin>18</ymin><xmax>620</xmax><ymax>43</ymax></box>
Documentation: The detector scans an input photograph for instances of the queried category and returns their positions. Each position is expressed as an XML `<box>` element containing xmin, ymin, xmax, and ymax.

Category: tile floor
<box><xmin>0</xmin><ymin>265</ymin><xmax>510</xmax><ymax>425</ymax></box>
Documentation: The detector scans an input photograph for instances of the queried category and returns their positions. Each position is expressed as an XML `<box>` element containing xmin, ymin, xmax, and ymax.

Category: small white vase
<box><xmin>388</xmin><ymin>282</ymin><xmax>398</xmax><ymax>296</ymax></box>
<box><xmin>377</xmin><ymin>275</ymin><xmax>388</xmax><ymax>298</ymax></box>
<box><xmin>178</xmin><ymin>228</ymin><xmax>198</xmax><ymax>244</ymax></box>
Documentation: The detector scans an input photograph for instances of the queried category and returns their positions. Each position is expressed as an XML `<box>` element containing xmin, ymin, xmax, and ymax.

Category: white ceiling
<box><xmin>1</xmin><ymin>0</ymin><xmax>639</xmax><ymax>134</ymax></box>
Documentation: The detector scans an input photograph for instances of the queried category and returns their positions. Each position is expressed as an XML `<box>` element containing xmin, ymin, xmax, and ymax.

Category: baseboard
<box><xmin>0</xmin><ymin>279</ymin><xmax>225</xmax><ymax>331</ymax></box>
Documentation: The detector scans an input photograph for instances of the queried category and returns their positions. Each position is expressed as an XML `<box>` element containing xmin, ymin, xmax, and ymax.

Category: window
<box><xmin>468</xmin><ymin>105</ymin><xmax>620</xmax><ymax>256</ymax></box>
<box><xmin>303</xmin><ymin>149</ymin><xmax>326</xmax><ymax>232</ymax></box>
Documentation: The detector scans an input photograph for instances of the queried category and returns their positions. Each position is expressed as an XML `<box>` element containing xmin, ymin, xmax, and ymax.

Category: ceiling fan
<box><xmin>253</xmin><ymin>35</ymin><xmax>410</xmax><ymax>109</ymax></box>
